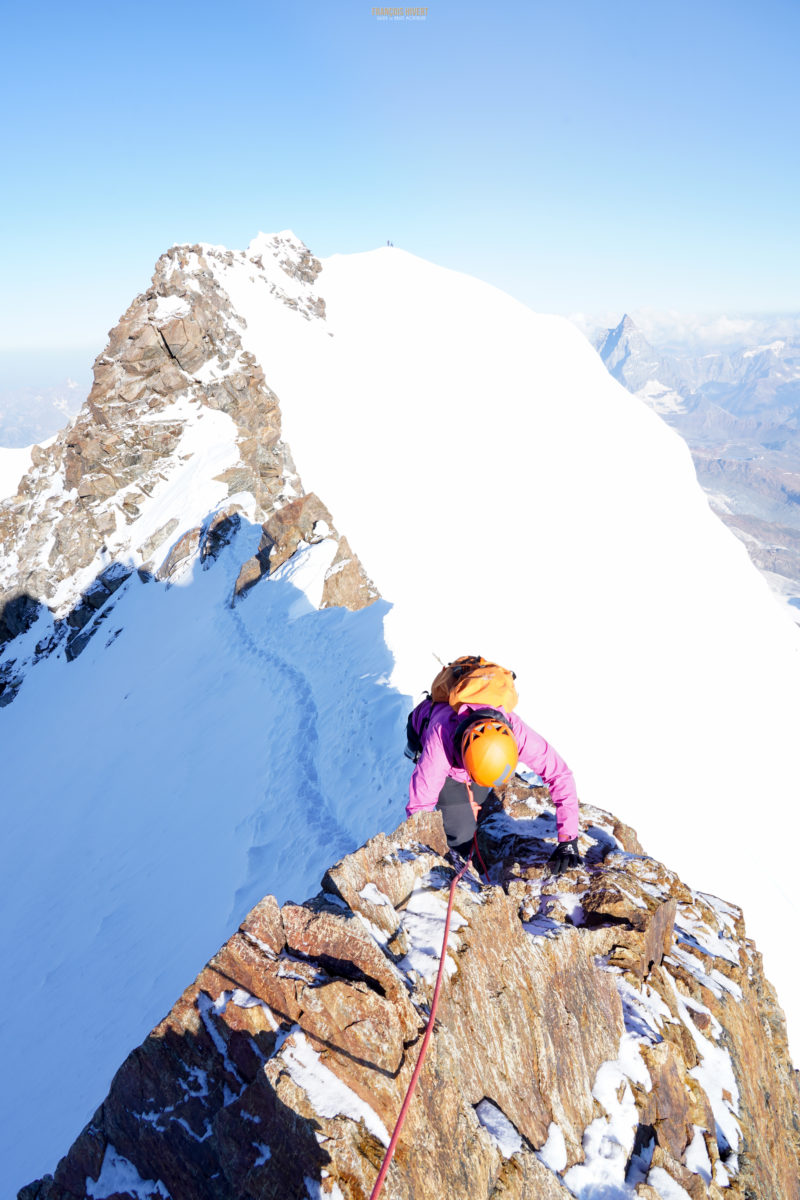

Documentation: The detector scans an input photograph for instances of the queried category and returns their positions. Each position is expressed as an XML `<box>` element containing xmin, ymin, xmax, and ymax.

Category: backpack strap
<box><xmin>404</xmin><ymin>694</ymin><xmax>434</xmax><ymax>763</ymax></box>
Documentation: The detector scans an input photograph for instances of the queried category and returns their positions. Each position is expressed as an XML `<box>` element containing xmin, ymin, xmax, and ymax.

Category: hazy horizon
<box><xmin>2</xmin><ymin>1</ymin><xmax>798</xmax><ymax>356</ymax></box>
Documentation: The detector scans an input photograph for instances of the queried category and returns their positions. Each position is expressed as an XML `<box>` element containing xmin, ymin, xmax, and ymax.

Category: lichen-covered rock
<box><xmin>21</xmin><ymin>788</ymin><xmax>800</xmax><ymax>1200</ymax></box>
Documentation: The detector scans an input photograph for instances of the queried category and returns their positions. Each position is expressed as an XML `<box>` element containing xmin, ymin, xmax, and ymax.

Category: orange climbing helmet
<box><xmin>459</xmin><ymin>710</ymin><xmax>519</xmax><ymax>788</ymax></box>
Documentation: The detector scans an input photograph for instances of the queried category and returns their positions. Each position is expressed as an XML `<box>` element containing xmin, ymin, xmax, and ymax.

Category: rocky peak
<box><xmin>21</xmin><ymin>781</ymin><xmax>800</xmax><ymax>1200</ymax></box>
<box><xmin>247</xmin><ymin>230</ymin><xmax>325</xmax><ymax>287</ymax></box>
<box><xmin>615</xmin><ymin>313</ymin><xmax>639</xmax><ymax>338</ymax></box>
<box><xmin>596</xmin><ymin>315</ymin><xmax>685</xmax><ymax>398</ymax></box>
<box><xmin>0</xmin><ymin>237</ymin><xmax>375</xmax><ymax>703</ymax></box>
<box><xmin>597</xmin><ymin>313</ymin><xmax>650</xmax><ymax>367</ymax></box>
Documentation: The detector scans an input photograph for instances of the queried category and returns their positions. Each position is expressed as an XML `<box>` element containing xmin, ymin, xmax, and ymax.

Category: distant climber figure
<box><xmin>405</xmin><ymin>656</ymin><xmax>581</xmax><ymax>874</ymax></box>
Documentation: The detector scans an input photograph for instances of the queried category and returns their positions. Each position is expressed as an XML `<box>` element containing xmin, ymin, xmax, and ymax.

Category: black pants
<box><xmin>436</xmin><ymin>777</ymin><xmax>492</xmax><ymax>855</ymax></box>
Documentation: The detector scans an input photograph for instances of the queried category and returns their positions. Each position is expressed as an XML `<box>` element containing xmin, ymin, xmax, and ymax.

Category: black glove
<box><xmin>548</xmin><ymin>838</ymin><xmax>582</xmax><ymax>875</ymax></box>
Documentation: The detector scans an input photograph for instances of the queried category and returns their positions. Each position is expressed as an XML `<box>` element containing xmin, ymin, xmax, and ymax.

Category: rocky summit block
<box><xmin>0</xmin><ymin>236</ymin><xmax>377</xmax><ymax>704</ymax></box>
<box><xmin>19</xmin><ymin>787</ymin><xmax>800</xmax><ymax>1200</ymax></box>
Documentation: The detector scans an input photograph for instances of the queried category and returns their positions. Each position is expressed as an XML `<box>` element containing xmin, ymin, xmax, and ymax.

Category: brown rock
<box><xmin>280</xmin><ymin>901</ymin><xmax>419</xmax><ymax>1040</ymax></box>
<box><xmin>232</xmin><ymin>552</ymin><xmax>267</xmax><ymax>597</ymax></box>
<box><xmin>487</xmin><ymin>1149</ymin><xmax>574</xmax><ymax>1197</ymax></box>
<box><xmin>322</xmin><ymin>810</ymin><xmax>449</xmax><ymax>929</ymax></box>
<box><xmin>239</xmin><ymin>894</ymin><xmax>285</xmax><ymax>954</ymax></box>
<box><xmin>262</xmin><ymin>493</ymin><xmax>333</xmax><ymax>571</ymax></box>
<box><xmin>233</xmin><ymin>526</ymin><xmax>273</xmax><ymax>597</ymax></box>
<box><xmin>613</xmin><ymin>817</ymin><xmax>645</xmax><ymax>855</ymax></box>
<box><xmin>688</xmin><ymin>1008</ymin><xmax>712</xmax><ymax>1033</ymax></box>
<box><xmin>117</xmin><ymin>375</ymin><xmax>147</xmax><ymax>403</ymax></box>
<box><xmin>642</xmin><ymin>897</ymin><xmax>677</xmax><ymax>976</ymax></box>
<box><xmin>153</xmin><ymin>362</ymin><xmax>186</xmax><ymax>393</ymax></box>
<box><xmin>18</xmin><ymin>790</ymin><xmax>800</xmax><ymax>1200</ymax></box>
<box><xmin>119</xmin><ymin>323</ymin><xmax>165</xmax><ymax>364</ymax></box>
<box><xmin>582</xmin><ymin>870</ymin><xmax>650</xmax><ymax>928</ymax></box>
<box><xmin>650</xmin><ymin>1144</ymin><xmax>707</xmax><ymax>1198</ymax></box>
<box><xmin>300</xmin><ymin>977</ymin><xmax>406</xmax><ymax>1074</ymax></box>
<box><xmin>320</xmin><ymin>536</ymin><xmax>377</xmax><ymax>611</ymax></box>
<box><xmin>156</xmin><ymin>527</ymin><xmax>202</xmax><ymax>581</ymax></box>
<box><xmin>76</xmin><ymin>472</ymin><xmax>118</xmax><ymax>501</ymax></box>
<box><xmin>137</xmin><ymin>519</ymin><xmax>179</xmax><ymax>562</ymax></box>
<box><xmin>639</xmin><ymin>1040</ymin><xmax>693</xmax><ymax>1161</ymax></box>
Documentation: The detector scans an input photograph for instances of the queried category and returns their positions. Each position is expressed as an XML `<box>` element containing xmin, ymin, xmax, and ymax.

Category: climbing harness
<box><xmin>368</xmin><ymin>836</ymin><xmax>488</xmax><ymax>1199</ymax></box>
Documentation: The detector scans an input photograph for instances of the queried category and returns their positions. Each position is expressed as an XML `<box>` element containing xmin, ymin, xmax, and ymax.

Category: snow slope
<box><xmin>2</xmin><ymin>235</ymin><xmax>799</xmax><ymax>1191</ymax></box>
<box><xmin>0</xmin><ymin>442</ymin><xmax>34</xmax><ymax>500</ymax></box>
<box><xmin>0</xmin><ymin>525</ymin><xmax>408</xmax><ymax>1192</ymax></box>
<box><xmin>216</xmin><ymin>237</ymin><xmax>800</xmax><ymax>1038</ymax></box>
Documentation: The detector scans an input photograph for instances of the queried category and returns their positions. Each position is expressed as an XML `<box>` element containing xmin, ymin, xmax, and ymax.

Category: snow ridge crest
<box><xmin>0</xmin><ymin>237</ymin><xmax>375</xmax><ymax>705</ymax></box>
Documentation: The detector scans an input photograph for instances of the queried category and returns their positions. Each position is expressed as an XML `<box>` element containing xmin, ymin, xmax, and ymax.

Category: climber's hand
<box><xmin>548</xmin><ymin>838</ymin><xmax>582</xmax><ymax>876</ymax></box>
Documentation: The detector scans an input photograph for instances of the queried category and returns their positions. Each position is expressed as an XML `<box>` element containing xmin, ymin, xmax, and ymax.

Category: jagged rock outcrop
<box><xmin>21</xmin><ymin>782</ymin><xmax>800</xmax><ymax>1200</ymax></box>
<box><xmin>0</xmin><ymin>233</ymin><xmax>377</xmax><ymax>704</ymax></box>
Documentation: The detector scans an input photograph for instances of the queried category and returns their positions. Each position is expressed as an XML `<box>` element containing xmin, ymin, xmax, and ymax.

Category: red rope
<box><xmin>464</xmin><ymin>781</ymin><xmax>490</xmax><ymax>884</ymax></box>
<box><xmin>368</xmin><ymin>852</ymin><xmax>474</xmax><ymax>1200</ymax></box>
<box><xmin>471</xmin><ymin>832</ymin><xmax>490</xmax><ymax>884</ymax></box>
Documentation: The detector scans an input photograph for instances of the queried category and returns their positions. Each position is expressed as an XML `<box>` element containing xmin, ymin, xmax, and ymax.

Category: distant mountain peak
<box><xmin>595</xmin><ymin>313</ymin><xmax>679</xmax><ymax>396</ymax></box>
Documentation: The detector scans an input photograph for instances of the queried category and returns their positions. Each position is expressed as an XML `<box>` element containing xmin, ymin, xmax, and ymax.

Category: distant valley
<box><xmin>592</xmin><ymin>315</ymin><xmax>800</xmax><ymax>618</ymax></box>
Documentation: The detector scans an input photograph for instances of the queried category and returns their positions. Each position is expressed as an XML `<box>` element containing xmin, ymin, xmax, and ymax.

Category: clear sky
<box><xmin>1</xmin><ymin>0</ymin><xmax>798</xmax><ymax>359</ymax></box>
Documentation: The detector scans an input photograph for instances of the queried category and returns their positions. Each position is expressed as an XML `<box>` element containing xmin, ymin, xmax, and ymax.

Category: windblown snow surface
<box><xmin>1</xmin><ymin>235</ymin><xmax>799</xmax><ymax>1192</ymax></box>
<box><xmin>0</xmin><ymin>443</ymin><xmax>35</xmax><ymax>499</ymax></box>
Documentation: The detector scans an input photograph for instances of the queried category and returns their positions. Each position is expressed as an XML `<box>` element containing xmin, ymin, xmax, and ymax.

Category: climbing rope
<box><xmin>368</xmin><ymin>847</ymin><xmax>478</xmax><ymax>1200</ymax></box>
<box><xmin>471</xmin><ymin>831</ymin><xmax>490</xmax><ymax>883</ymax></box>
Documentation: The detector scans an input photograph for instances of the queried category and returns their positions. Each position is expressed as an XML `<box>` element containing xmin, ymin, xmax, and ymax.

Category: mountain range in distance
<box><xmin>592</xmin><ymin>314</ymin><xmax>800</xmax><ymax>617</ymax></box>
<box><xmin>0</xmin><ymin>350</ymin><xmax>90</xmax><ymax>448</ymax></box>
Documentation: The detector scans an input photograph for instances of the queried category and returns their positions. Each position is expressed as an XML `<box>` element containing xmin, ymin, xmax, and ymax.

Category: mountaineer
<box><xmin>405</xmin><ymin>656</ymin><xmax>581</xmax><ymax>874</ymax></box>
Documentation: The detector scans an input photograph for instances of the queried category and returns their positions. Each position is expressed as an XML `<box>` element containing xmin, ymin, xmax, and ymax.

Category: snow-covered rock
<box><xmin>2</xmin><ymin>234</ymin><xmax>799</xmax><ymax>1194</ymax></box>
<box><xmin>21</xmin><ymin>791</ymin><xmax>800</xmax><ymax>1200</ymax></box>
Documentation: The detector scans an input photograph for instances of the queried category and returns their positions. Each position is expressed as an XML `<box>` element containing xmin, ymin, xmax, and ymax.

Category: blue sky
<box><xmin>1</xmin><ymin>0</ymin><xmax>798</xmax><ymax>359</ymax></box>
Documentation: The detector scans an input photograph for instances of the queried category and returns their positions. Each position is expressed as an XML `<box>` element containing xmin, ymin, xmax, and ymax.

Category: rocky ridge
<box><xmin>21</xmin><ymin>781</ymin><xmax>800</xmax><ymax>1200</ymax></box>
<box><xmin>0</xmin><ymin>233</ymin><xmax>376</xmax><ymax>703</ymax></box>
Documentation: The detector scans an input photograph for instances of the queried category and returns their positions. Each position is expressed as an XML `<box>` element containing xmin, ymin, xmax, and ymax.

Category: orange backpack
<box><xmin>430</xmin><ymin>655</ymin><xmax>518</xmax><ymax>712</ymax></box>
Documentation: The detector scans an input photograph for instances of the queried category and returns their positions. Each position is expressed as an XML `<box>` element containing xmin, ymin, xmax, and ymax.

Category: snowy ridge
<box><xmin>208</xmin><ymin>240</ymin><xmax>800</xmax><ymax>1051</ymax></box>
<box><xmin>2</xmin><ymin>234</ymin><xmax>800</xmax><ymax>1193</ymax></box>
<box><xmin>0</xmin><ymin>234</ymin><xmax>384</xmax><ymax>1192</ymax></box>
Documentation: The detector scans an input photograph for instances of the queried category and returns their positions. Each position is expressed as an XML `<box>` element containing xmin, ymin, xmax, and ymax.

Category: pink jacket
<box><xmin>407</xmin><ymin>703</ymin><xmax>579</xmax><ymax>842</ymax></box>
